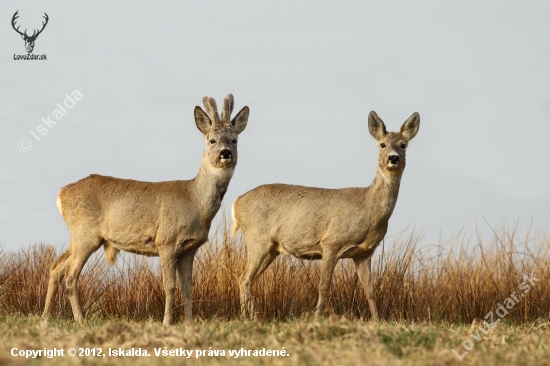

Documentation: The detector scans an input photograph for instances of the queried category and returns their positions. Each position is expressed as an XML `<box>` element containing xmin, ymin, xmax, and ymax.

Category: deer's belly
<box><xmin>272</xmin><ymin>225</ymin><xmax>376</xmax><ymax>260</ymax></box>
<box><xmin>275</xmin><ymin>241</ymin><xmax>323</xmax><ymax>260</ymax></box>
<box><xmin>105</xmin><ymin>237</ymin><xmax>159</xmax><ymax>256</ymax></box>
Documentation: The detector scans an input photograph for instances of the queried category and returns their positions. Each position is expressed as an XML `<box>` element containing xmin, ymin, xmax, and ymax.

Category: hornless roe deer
<box><xmin>232</xmin><ymin>111</ymin><xmax>419</xmax><ymax>319</ymax></box>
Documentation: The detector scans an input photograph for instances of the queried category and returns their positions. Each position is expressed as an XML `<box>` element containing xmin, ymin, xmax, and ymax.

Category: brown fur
<box><xmin>233</xmin><ymin>111</ymin><xmax>420</xmax><ymax>320</ymax></box>
<box><xmin>42</xmin><ymin>94</ymin><xmax>250</xmax><ymax>325</ymax></box>
<box><xmin>103</xmin><ymin>242</ymin><xmax>119</xmax><ymax>266</ymax></box>
<box><xmin>51</xmin><ymin>249</ymin><xmax>71</xmax><ymax>271</ymax></box>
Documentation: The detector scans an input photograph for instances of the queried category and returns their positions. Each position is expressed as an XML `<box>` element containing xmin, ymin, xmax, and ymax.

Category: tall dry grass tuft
<box><xmin>1</xmin><ymin>216</ymin><xmax>548</xmax><ymax>323</ymax></box>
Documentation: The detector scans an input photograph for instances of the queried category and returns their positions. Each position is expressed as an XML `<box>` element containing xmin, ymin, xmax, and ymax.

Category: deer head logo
<box><xmin>12</xmin><ymin>11</ymin><xmax>49</xmax><ymax>54</ymax></box>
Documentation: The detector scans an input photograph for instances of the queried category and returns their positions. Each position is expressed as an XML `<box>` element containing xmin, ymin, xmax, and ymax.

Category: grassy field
<box><xmin>1</xmin><ymin>317</ymin><xmax>550</xmax><ymax>365</ymax></box>
<box><xmin>1</xmin><ymin>218</ymin><xmax>549</xmax><ymax>364</ymax></box>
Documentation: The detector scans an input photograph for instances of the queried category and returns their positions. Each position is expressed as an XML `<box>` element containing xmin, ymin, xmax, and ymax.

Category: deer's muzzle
<box><xmin>220</xmin><ymin>149</ymin><xmax>232</xmax><ymax>161</ymax></box>
<box><xmin>387</xmin><ymin>155</ymin><xmax>400</xmax><ymax>167</ymax></box>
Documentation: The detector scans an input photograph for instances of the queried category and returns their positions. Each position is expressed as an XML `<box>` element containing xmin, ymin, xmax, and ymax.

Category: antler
<box><xmin>12</xmin><ymin>11</ymin><xmax>49</xmax><ymax>40</ymax></box>
<box><xmin>202</xmin><ymin>96</ymin><xmax>221</xmax><ymax>126</ymax></box>
<box><xmin>11</xmin><ymin>11</ymin><xmax>27</xmax><ymax>37</ymax></box>
<box><xmin>221</xmin><ymin>94</ymin><xmax>234</xmax><ymax>125</ymax></box>
<box><xmin>30</xmin><ymin>13</ymin><xmax>49</xmax><ymax>39</ymax></box>
<box><xmin>11</xmin><ymin>11</ymin><xmax>49</xmax><ymax>40</ymax></box>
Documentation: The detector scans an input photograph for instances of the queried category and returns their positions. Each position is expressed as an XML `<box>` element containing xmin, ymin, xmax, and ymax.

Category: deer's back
<box><xmin>234</xmin><ymin>184</ymin><xmax>381</xmax><ymax>257</ymax></box>
<box><xmin>58</xmin><ymin>175</ymin><xmax>206</xmax><ymax>249</ymax></box>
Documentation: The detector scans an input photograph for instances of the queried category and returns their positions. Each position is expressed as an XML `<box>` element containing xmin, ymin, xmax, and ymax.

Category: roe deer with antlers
<box><xmin>233</xmin><ymin>111</ymin><xmax>419</xmax><ymax>320</ymax></box>
<box><xmin>42</xmin><ymin>94</ymin><xmax>249</xmax><ymax>325</ymax></box>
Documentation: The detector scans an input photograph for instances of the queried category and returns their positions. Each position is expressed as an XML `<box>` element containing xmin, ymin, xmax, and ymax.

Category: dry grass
<box><xmin>0</xmin><ymin>216</ymin><xmax>549</xmax><ymax>324</ymax></box>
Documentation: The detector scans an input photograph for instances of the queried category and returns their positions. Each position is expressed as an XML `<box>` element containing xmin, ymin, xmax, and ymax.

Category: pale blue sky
<box><xmin>1</xmin><ymin>0</ymin><xmax>549</xmax><ymax>251</ymax></box>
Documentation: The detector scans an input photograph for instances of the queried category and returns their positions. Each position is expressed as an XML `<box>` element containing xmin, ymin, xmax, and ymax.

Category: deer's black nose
<box><xmin>388</xmin><ymin>155</ymin><xmax>399</xmax><ymax>164</ymax></box>
<box><xmin>220</xmin><ymin>149</ymin><xmax>232</xmax><ymax>159</ymax></box>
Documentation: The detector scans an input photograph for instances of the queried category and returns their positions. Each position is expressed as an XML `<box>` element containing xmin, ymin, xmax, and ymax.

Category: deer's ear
<box><xmin>21</xmin><ymin>34</ymin><xmax>26</xmax><ymax>40</ymax></box>
<box><xmin>400</xmin><ymin>112</ymin><xmax>420</xmax><ymax>142</ymax></box>
<box><xmin>231</xmin><ymin>106</ymin><xmax>249</xmax><ymax>135</ymax></box>
<box><xmin>368</xmin><ymin>111</ymin><xmax>387</xmax><ymax>141</ymax></box>
<box><xmin>194</xmin><ymin>106</ymin><xmax>211</xmax><ymax>134</ymax></box>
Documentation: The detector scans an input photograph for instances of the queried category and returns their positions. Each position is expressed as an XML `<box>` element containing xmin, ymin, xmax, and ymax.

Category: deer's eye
<box><xmin>209</xmin><ymin>139</ymin><xmax>216</xmax><ymax>144</ymax></box>
<box><xmin>232</xmin><ymin>139</ymin><xmax>237</xmax><ymax>144</ymax></box>
<box><xmin>380</xmin><ymin>143</ymin><xmax>386</xmax><ymax>148</ymax></box>
<box><xmin>400</xmin><ymin>143</ymin><xmax>406</xmax><ymax>149</ymax></box>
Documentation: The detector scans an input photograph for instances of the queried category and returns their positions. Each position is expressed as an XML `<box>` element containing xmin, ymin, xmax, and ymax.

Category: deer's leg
<box><xmin>251</xmin><ymin>249</ymin><xmax>280</xmax><ymax>283</ymax></box>
<box><xmin>159</xmin><ymin>248</ymin><xmax>178</xmax><ymax>325</ymax></box>
<box><xmin>240</xmin><ymin>240</ymin><xmax>273</xmax><ymax>319</ymax></box>
<box><xmin>176</xmin><ymin>250</ymin><xmax>197</xmax><ymax>322</ymax></box>
<box><xmin>315</xmin><ymin>250</ymin><xmax>339</xmax><ymax>317</ymax></box>
<box><xmin>65</xmin><ymin>235</ymin><xmax>102</xmax><ymax>322</ymax></box>
<box><xmin>42</xmin><ymin>248</ymin><xmax>72</xmax><ymax>320</ymax></box>
<box><xmin>354</xmin><ymin>255</ymin><xmax>379</xmax><ymax>321</ymax></box>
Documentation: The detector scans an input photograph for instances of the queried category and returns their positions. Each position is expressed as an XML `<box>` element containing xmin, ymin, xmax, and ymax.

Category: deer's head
<box><xmin>194</xmin><ymin>94</ymin><xmax>249</xmax><ymax>170</ymax></box>
<box><xmin>12</xmin><ymin>11</ymin><xmax>49</xmax><ymax>54</ymax></box>
<box><xmin>368</xmin><ymin>111</ymin><xmax>420</xmax><ymax>177</ymax></box>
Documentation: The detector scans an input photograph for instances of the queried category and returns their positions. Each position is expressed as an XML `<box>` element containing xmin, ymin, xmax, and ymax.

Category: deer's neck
<box><xmin>365</xmin><ymin>167</ymin><xmax>403</xmax><ymax>220</ymax></box>
<box><xmin>191</xmin><ymin>160</ymin><xmax>235</xmax><ymax>221</ymax></box>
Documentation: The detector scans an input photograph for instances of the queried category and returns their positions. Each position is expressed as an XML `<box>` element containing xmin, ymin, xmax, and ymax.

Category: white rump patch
<box><xmin>56</xmin><ymin>194</ymin><xmax>63</xmax><ymax>215</ymax></box>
